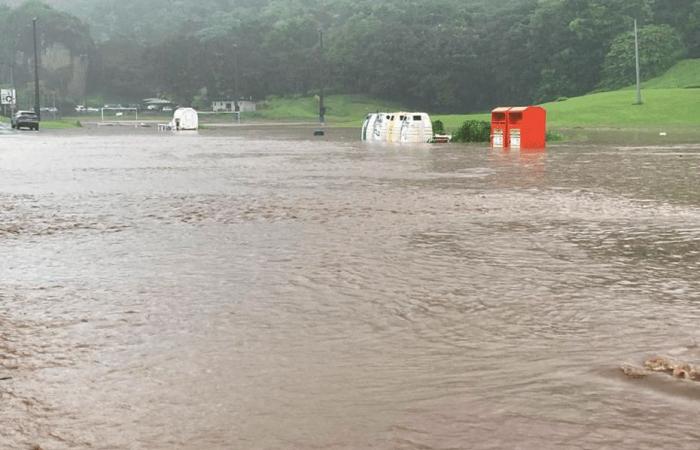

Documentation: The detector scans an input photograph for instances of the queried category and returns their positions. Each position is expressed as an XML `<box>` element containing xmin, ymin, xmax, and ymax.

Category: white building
<box><xmin>212</xmin><ymin>100</ymin><xmax>256</xmax><ymax>113</ymax></box>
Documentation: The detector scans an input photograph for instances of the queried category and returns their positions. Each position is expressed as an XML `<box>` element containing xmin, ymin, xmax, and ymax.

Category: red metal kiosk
<box><xmin>491</xmin><ymin>106</ymin><xmax>546</xmax><ymax>149</ymax></box>
<box><xmin>507</xmin><ymin>106</ymin><xmax>546</xmax><ymax>149</ymax></box>
<box><xmin>491</xmin><ymin>107</ymin><xmax>510</xmax><ymax>148</ymax></box>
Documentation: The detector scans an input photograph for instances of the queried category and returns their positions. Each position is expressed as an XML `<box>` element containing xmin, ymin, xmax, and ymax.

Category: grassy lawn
<box><xmin>436</xmin><ymin>88</ymin><xmax>700</xmax><ymax>131</ymax></box>
<box><xmin>4</xmin><ymin>59</ymin><xmax>698</xmax><ymax>135</ymax></box>
<box><xmin>435</xmin><ymin>59</ymin><xmax>700</xmax><ymax>133</ymax></box>
<box><xmin>0</xmin><ymin>116</ymin><xmax>78</xmax><ymax>129</ymax></box>
<box><xmin>543</xmin><ymin>88</ymin><xmax>700</xmax><ymax>129</ymax></box>
<box><xmin>640</xmin><ymin>58</ymin><xmax>700</xmax><ymax>89</ymax></box>
<box><xmin>253</xmin><ymin>94</ymin><xmax>403</xmax><ymax>125</ymax></box>
<box><xmin>250</xmin><ymin>59</ymin><xmax>700</xmax><ymax>134</ymax></box>
<box><xmin>40</xmin><ymin>119</ymin><xmax>86</xmax><ymax>129</ymax></box>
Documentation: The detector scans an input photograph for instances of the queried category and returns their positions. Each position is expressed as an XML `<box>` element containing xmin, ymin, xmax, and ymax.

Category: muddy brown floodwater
<box><xmin>1</xmin><ymin>126</ymin><xmax>700</xmax><ymax>449</ymax></box>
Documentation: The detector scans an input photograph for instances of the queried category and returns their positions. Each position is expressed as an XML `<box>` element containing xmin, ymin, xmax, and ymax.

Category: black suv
<box><xmin>11</xmin><ymin>111</ymin><xmax>40</xmax><ymax>130</ymax></box>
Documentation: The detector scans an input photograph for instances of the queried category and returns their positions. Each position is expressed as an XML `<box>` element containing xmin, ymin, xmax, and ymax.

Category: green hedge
<box><xmin>452</xmin><ymin>120</ymin><xmax>491</xmax><ymax>143</ymax></box>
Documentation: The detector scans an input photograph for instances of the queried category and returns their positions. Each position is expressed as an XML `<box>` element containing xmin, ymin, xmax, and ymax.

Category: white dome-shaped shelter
<box><xmin>170</xmin><ymin>108</ymin><xmax>199</xmax><ymax>131</ymax></box>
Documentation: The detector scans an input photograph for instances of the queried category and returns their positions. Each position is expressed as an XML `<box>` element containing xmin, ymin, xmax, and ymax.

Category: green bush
<box><xmin>546</xmin><ymin>130</ymin><xmax>563</xmax><ymax>142</ymax></box>
<box><xmin>453</xmin><ymin>120</ymin><xmax>491</xmax><ymax>143</ymax></box>
<box><xmin>432</xmin><ymin>119</ymin><xmax>445</xmax><ymax>135</ymax></box>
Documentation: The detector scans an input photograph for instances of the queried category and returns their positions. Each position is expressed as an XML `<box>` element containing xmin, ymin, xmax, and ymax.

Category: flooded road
<box><xmin>2</xmin><ymin>127</ymin><xmax>700</xmax><ymax>449</ymax></box>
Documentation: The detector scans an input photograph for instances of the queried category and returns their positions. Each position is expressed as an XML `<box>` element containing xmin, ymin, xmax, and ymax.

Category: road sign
<box><xmin>1</xmin><ymin>89</ymin><xmax>16</xmax><ymax>105</ymax></box>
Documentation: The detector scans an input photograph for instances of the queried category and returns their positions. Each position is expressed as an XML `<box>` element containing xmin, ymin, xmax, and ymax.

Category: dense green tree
<box><xmin>92</xmin><ymin>39</ymin><xmax>150</xmax><ymax>100</ymax></box>
<box><xmin>651</xmin><ymin>0</ymin><xmax>700</xmax><ymax>57</ymax></box>
<box><xmin>601</xmin><ymin>24</ymin><xmax>686</xmax><ymax>89</ymax></box>
<box><xmin>2</xmin><ymin>0</ymin><xmax>698</xmax><ymax>112</ymax></box>
<box><xmin>527</xmin><ymin>0</ymin><xmax>654</xmax><ymax>101</ymax></box>
<box><xmin>1</xmin><ymin>1</ymin><xmax>94</xmax><ymax>105</ymax></box>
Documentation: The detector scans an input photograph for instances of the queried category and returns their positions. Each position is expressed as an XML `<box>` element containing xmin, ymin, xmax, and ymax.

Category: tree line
<box><xmin>1</xmin><ymin>0</ymin><xmax>698</xmax><ymax>112</ymax></box>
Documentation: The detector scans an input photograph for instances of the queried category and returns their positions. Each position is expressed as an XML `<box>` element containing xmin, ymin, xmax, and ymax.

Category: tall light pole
<box><xmin>318</xmin><ymin>28</ymin><xmax>325</xmax><ymax>125</ymax></box>
<box><xmin>634</xmin><ymin>19</ymin><xmax>642</xmax><ymax>105</ymax></box>
<box><xmin>233</xmin><ymin>43</ymin><xmax>239</xmax><ymax>102</ymax></box>
<box><xmin>32</xmin><ymin>17</ymin><xmax>41</xmax><ymax>119</ymax></box>
<box><xmin>232</xmin><ymin>43</ymin><xmax>240</xmax><ymax>122</ymax></box>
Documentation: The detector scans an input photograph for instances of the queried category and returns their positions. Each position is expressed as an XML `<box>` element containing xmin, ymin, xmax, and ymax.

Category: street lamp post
<box><xmin>32</xmin><ymin>17</ymin><xmax>41</xmax><ymax>119</ymax></box>
<box><xmin>318</xmin><ymin>28</ymin><xmax>325</xmax><ymax>125</ymax></box>
<box><xmin>233</xmin><ymin>43</ymin><xmax>239</xmax><ymax>103</ymax></box>
<box><xmin>634</xmin><ymin>19</ymin><xmax>643</xmax><ymax>105</ymax></box>
<box><xmin>233</xmin><ymin>43</ymin><xmax>240</xmax><ymax>122</ymax></box>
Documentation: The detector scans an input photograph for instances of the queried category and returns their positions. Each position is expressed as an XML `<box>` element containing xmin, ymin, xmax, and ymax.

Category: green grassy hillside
<box><xmin>543</xmin><ymin>88</ymin><xmax>700</xmax><ymax>128</ymax></box>
<box><xmin>253</xmin><ymin>59</ymin><xmax>700</xmax><ymax>131</ymax></box>
<box><xmin>641</xmin><ymin>58</ymin><xmax>700</xmax><ymax>89</ymax></box>
<box><xmin>436</xmin><ymin>59</ymin><xmax>700</xmax><ymax>131</ymax></box>
<box><xmin>435</xmin><ymin>87</ymin><xmax>700</xmax><ymax>130</ymax></box>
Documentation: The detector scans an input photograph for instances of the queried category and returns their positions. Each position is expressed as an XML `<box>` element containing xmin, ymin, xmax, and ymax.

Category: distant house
<box><xmin>212</xmin><ymin>100</ymin><xmax>256</xmax><ymax>113</ymax></box>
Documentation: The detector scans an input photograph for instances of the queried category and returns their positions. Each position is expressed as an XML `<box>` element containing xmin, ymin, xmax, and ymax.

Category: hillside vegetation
<box><xmin>434</xmin><ymin>59</ymin><xmax>700</xmax><ymax>131</ymax></box>
<box><xmin>251</xmin><ymin>59</ymin><xmax>700</xmax><ymax>131</ymax></box>
<box><xmin>640</xmin><ymin>58</ymin><xmax>700</xmax><ymax>88</ymax></box>
<box><xmin>254</xmin><ymin>95</ymin><xmax>402</xmax><ymax>124</ymax></box>
<box><xmin>2</xmin><ymin>0</ymin><xmax>699</xmax><ymax>114</ymax></box>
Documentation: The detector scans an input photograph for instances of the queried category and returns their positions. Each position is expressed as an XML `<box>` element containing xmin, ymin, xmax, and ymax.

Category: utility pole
<box><xmin>233</xmin><ymin>43</ymin><xmax>240</xmax><ymax>122</ymax></box>
<box><xmin>318</xmin><ymin>28</ymin><xmax>325</xmax><ymax>125</ymax></box>
<box><xmin>9</xmin><ymin>62</ymin><xmax>16</xmax><ymax>116</ymax></box>
<box><xmin>634</xmin><ymin>19</ymin><xmax>643</xmax><ymax>105</ymax></box>
<box><xmin>32</xmin><ymin>17</ymin><xmax>41</xmax><ymax>119</ymax></box>
<box><xmin>233</xmin><ymin>43</ymin><xmax>239</xmax><ymax>102</ymax></box>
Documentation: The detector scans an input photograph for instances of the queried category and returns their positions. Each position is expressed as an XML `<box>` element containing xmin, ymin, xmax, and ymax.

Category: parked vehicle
<box><xmin>75</xmin><ymin>105</ymin><xmax>100</xmax><ymax>113</ymax></box>
<box><xmin>11</xmin><ymin>111</ymin><xmax>39</xmax><ymax>131</ymax></box>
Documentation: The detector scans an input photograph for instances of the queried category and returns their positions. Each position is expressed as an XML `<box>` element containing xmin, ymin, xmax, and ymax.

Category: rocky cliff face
<box><xmin>3</xmin><ymin>1</ymin><xmax>94</xmax><ymax>103</ymax></box>
<box><xmin>15</xmin><ymin>44</ymin><xmax>90</xmax><ymax>100</ymax></box>
<box><xmin>41</xmin><ymin>43</ymin><xmax>89</xmax><ymax>98</ymax></box>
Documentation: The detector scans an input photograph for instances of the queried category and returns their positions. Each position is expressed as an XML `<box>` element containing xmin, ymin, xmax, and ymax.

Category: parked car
<box><xmin>11</xmin><ymin>111</ymin><xmax>39</xmax><ymax>131</ymax></box>
<box><xmin>75</xmin><ymin>105</ymin><xmax>100</xmax><ymax>113</ymax></box>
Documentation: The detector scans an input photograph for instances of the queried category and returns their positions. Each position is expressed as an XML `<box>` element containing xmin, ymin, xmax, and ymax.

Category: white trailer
<box><xmin>361</xmin><ymin>112</ymin><xmax>433</xmax><ymax>143</ymax></box>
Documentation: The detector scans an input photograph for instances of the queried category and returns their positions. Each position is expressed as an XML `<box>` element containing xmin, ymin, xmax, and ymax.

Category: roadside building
<box><xmin>212</xmin><ymin>100</ymin><xmax>256</xmax><ymax>113</ymax></box>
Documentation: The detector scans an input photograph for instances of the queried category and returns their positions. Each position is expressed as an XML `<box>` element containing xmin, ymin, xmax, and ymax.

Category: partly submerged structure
<box><xmin>361</xmin><ymin>112</ymin><xmax>433</xmax><ymax>143</ymax></box>
<box><xmin>170</xmin><ymin>108</ymin><xmax>199</xmax><ymax>131</ymax></box>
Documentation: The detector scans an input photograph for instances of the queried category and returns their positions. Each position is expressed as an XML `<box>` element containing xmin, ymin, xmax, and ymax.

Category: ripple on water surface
<box><xmin>1</xmin><ymin>132</ymin><xmax>700</xmax><ymax>449</ymax></box>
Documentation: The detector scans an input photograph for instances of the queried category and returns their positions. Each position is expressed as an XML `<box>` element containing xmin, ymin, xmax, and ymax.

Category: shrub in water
<box><xmin>546</xmin><ymin>130</ymin><xmax>563</xmax><ymax>142</ymax></box>
<box><xmin>453</xmin><ymin>120</ymin><xmax>491</xmax><ymax>143</ymax></box>
<box><xmin>432</xmin><ymin>120</ymin><xmax>445</xmax><ymax>135</ymax></box>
